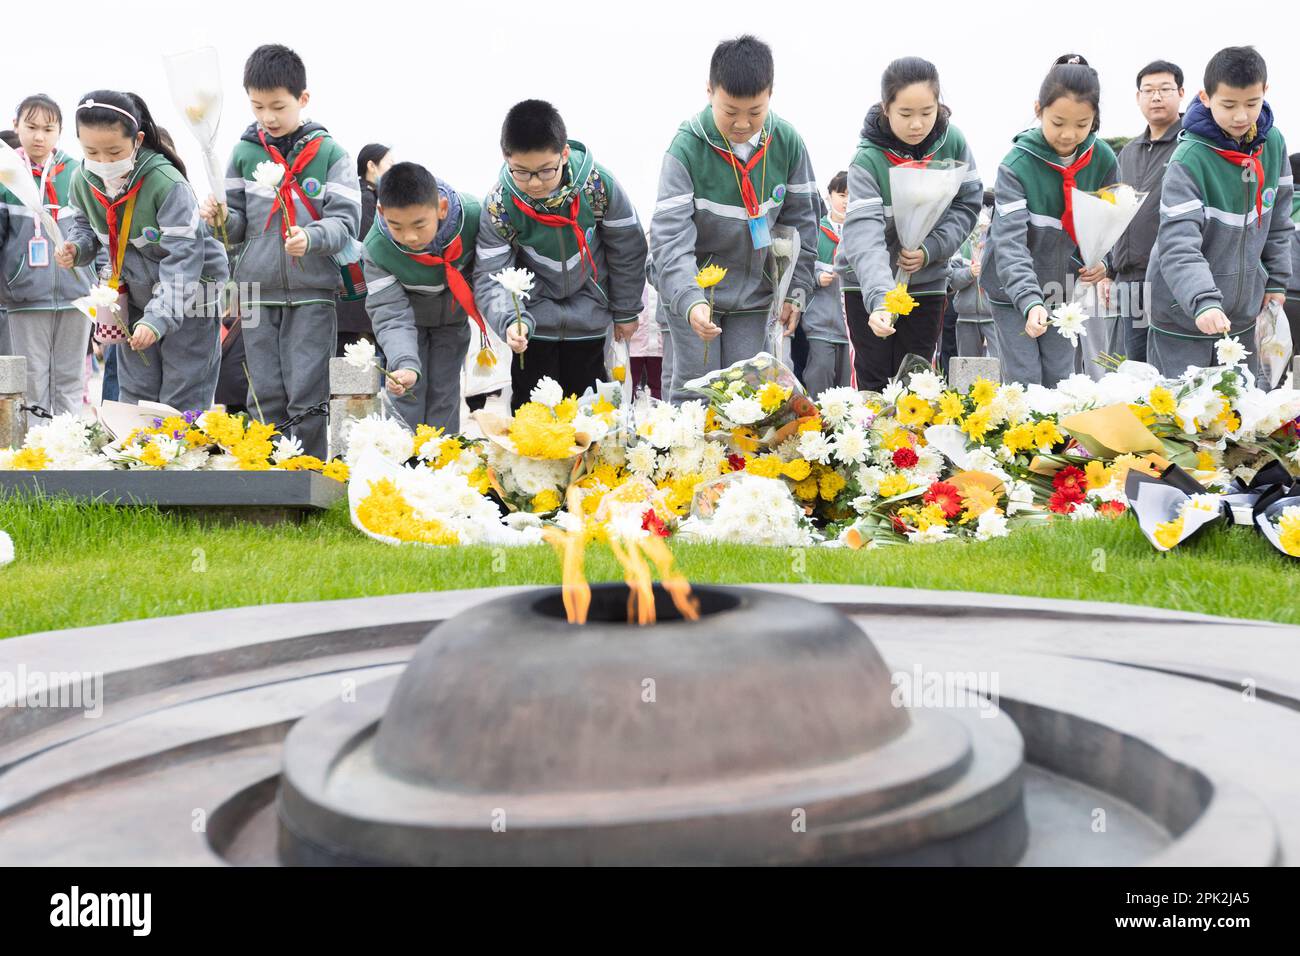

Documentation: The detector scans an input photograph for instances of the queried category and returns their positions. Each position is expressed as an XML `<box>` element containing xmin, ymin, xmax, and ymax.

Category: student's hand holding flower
<box><xmin>1195</xmin><ymin>308</ymin><xmax>1230</xmax><ymax>335</ymax></box>
<box><xmin>130</xmin><ymin>324</ymin><xmax>158</xmax><ymax>351</ymax></box>
<box><xmin>1078</xmin><ymin>263</ymin><xmax>1107</xmax><ymax>285</ymax></box>
<box><xmin>897</xmin><ymin>247</ymin><xmax>926</xmax><ymax>274</ymax></box>
<box><xmin>1025</xmin><ymin>305</ymin><xmax>1049</xmax><ymax>338</ymax></box>
<box><xmin>1261</xmin><ymin>292</ymin><xmax>1287</xmax><ymax>311</ymax></box>
<box><xmin>868</xmin><ymin>309</ymin><xmax>896</xmax><ymax>338</ymax></box>
<box><xmin>970</xmin><ymin>255</ymin><xmax>981</xmax><ymax>278</ymax></box>
<box><xmin>688</xmin><ymin>302</ymin><xmax>721</xmax><ymax>341</ymax></box>
<box><xmin>818</xmin><ymin>270</ymin><xmax>835</xmax><ymax>287</ymax></box>
<box><xmin>780</xmin><ymin>301</ymin><xmax>801</xmax><ymax>336</ymax></box>
<box><xmin>284</xmin><ymin>225</ymin><xmax>309</xmax><ymax>258</ymax></box>
<box><xmin>199</xmin><ymin>195</ymin><xmax>226</xmax><ymax>227</ymax></box>
<box><xmin>54</xmin><ymin>242</ymin><xmax>77</xmax><ymax>269</ymax></box>
<box><xmin>613</xmin><ymin>321</ymin><xmax>636</xmax><ymax>343</ymax></box>
<box><xmin>387</xmin><ymin>369</ymin><xmax>417</xmax><ymax>396</ymax></box>
<box><xmin>506</xmin><ymin>324</ymin><xmax>530</xmax><ymax>353</ymax></box>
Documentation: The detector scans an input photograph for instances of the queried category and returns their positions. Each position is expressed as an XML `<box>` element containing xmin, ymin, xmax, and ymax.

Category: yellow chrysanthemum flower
<box><xmin>530</xmin><ymin>488</ymin><xmax>563</xmax><ymax>513</ymax></box>
<box><xmin>695</xmin><ymin>264</ymin><xmax>727</xmax><ymax>289</ymax></box>
<box><xmin>935</xmin><ymin>391</ymin><xmax>966</xmax><ymax>424</ymax></box>
<box><xmin>747</xmin><ymin>455</ymin><xmax>785</xmax><ymax>479</ymax></box>
<box><xmin>962</xmin><ymin>408</ymin><xmax>992</xmax><ymax>444</ymax></box>
<box><xmin>896</xmin><ymin>394</ymin><xmax>933</xmax><ymax>427</ymax></box>
<box><xmin>878</xmin><ymin>473</ymin><xmax>914</xmax><ymax>498</ymax></box>
<box><xmin>1002</xmin><ymin>422</ymin><xmax>1035</xmax><ymax>454</ymax></box>
<box><xmin>322</xmin><ymin>460</ymin><xmax>350</xmax><ymax>483</ymax></box>
<box><xmin>970</xmin><ymin>378</ymin><xmax>998</xmax><ymax>406</ymax></box>
<box><xmin>1147</xmin><ymin>387</ymin><xmax>1177</xmax><ymax>416</ymax></box>
<box><xmin>758</xmin><ymin>381</ymin><xmax>792</xmax><ymax>414</ymax></box>
<box><xmin>882</xmin><ymin>283</ymin><xmax>918</xmax><ymax>316</ymax></box>
<box><xmin>1153</xmin><ymin>516</ymin><xmax>1185</xmax><ymax>550</ymax></box>
<box><xmin>1279</xmin><ymin>513</ymin><xmax>1300</xmax><ymax>557</ymax></box>
<box><xmin>12</xmin><ymin>447</ymin><xmax>50</xmax><ymax>471</ymax></box>
<box><xmin>818</xmin><ymin>470</ymin><xmax>847</xmax><ymax>501</ymax></box>
<box><xmin>782</xmin><ymin>458</ymin><xmax>812</xmax><ymax>482</ymax></box>
<box><xmin>1033</xmin><ymin>419</ymin><xmax>1064</xmax><ymax>449</ymax></box>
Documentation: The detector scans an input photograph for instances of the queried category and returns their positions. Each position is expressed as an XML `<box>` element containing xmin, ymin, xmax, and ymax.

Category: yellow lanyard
<box><xmin>108</xmin><ymin>194</ymin><xmax>138</xmax><ymax>291</ymax></box>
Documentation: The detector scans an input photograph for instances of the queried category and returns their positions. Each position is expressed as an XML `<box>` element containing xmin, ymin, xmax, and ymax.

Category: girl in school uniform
<box><xmin>0</xmin><ymin>95</ymin><xmax>94</xmax><ymax>415</ymax></box>
<box><xmin>979</xmin><ymin>55</ymin><xmax>1118</xmax><ymax>387</ymax></box>
<box><xmin>54</xmin><ymin>90</ymin><xmax>227</xmax><ymax>412</ymax></box>
<box><xmin>840</xmin><ymin>56</ymin><xmax>983</xmax><ymax>391</ymax></box>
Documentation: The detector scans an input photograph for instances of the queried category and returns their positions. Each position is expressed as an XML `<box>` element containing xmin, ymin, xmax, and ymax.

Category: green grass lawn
<box><xmin>1</xmin><ymin>494</ymin><xmax>1297</xmax><ymax>638</ymax></box>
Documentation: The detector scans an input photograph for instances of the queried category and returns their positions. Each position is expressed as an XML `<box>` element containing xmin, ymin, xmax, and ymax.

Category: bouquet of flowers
<box><xmin>678</xmin><ymin>472</ymin><xmax>818</xmax><ymax>547</ymax></box>
<box><xmin>683</xmin><ymin>352</ymin><xmax>817</xmax><ymax>446</ymax></box>
<box><xmin>0</xmin><ymin>140</ymin><xmax>63</xmax><ymax>244</ymax></box>
<box><xmin>888</xmin><ymin>159</ymin><xmax>968</xmax><ymax>292</ymax></box>
<box><xmin>0</xmin><ymin>414</ymin><xmax>112</xmax><ymax>471</ymax></box>
<box><xmin>163</xmin><ymin>47</ymin><xmax>228</xmax><ymax>245</ymax></box>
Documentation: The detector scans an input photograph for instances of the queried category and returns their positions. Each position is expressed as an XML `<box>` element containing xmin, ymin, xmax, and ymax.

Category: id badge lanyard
<box><xmin>28</xmin><ymin>155</ymin><xmax>55</xmax><ymax>267</ymax></box>
<box><xmin>711</xmin><ymin>119</ymin><xmax>771</xmax><ymax>250</ymax></box>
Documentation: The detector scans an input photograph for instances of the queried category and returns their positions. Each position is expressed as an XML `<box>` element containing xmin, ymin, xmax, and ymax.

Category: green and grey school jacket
<box><xmin>362</xmin><ymin>192</ymin><xmax>480</xmax><ymax>376</ymax></box>
<box><xmin>1147</xmin><ymin>128</ymin><xmax>1293</xmax><ymax>336</ymax></box>
<box><xmin>472</xmin><ymin>140</ymin><xmax>647</xmax><ymax>343</ymax></box>
<box><xmin>648</xmin><ymin>109</ymin><xmax>819</xmax><ymax>321</ymax></box>
<box><xmin>839</xmin><ymin>125</ymin><xmax>982</xmax><ymax>309</ymax></box>
<box><xmin>800</xmin><ymin>213</ymin><xmax>848</xmax><ymax>343</ymax></box>
<box><xmin>0</xmin><ymin>149</ymin><xmax>94</xmax><ymax>311</ymax></box>
<box><xmin>1289</xmin><ymin>190</ymin><xmax>1300</xmax><ymax>300</ymax></box>
<box><xmin>223</xmin><ymin>122</ymin><xmax>361</xmax><ymax>306</ymax></box>
<box><xmin>980</xmin><ymin>129</ymin><xmax>1118</xmax><ymax>316</ymax></box>
<box><xmin>66</xmin><ymin>148</ymin><xmax>228</xmax><ymax>339</ymax></box>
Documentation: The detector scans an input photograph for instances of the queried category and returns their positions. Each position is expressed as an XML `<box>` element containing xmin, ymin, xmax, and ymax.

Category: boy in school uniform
<box><xmin>472</xmin><ymin>99</ymin><xmax>646</xmax><ymax>409</ymax></box>
<box><xmin>649</xmin><ymin>34</ymin><xmax>820</xmax><ymax>404</ymax></box>
<box><xmin>363</xmin><ymin>162</ymin><xmax>480</xmax><ymax>432</ymax></box>
<box><xmin>200</xmin><ymin>43</ymin><xmax>360</xmax><ymax>457</ymax></box>
<box><xmin>1146</xmin><ymin>46</ymin><xmax>1292</xmax><ymax>377</ymax></box>
<box><xmin>800</xmin><ymin>171</ymin><xmax>851</xmax><ymax>397</ymax></box>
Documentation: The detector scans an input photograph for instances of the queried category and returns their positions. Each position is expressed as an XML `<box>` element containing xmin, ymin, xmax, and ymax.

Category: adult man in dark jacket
<box><xmin>1112</xmin><ymin>60</ymin><xmax>1185</xmax><ymax>362</ymax></box>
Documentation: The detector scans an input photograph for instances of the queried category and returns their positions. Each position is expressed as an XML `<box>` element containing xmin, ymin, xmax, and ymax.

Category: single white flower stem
<box><xmin>511</xmin><ymin>292</ymin><xmax>526</xmax><ymax>370</ymax></box>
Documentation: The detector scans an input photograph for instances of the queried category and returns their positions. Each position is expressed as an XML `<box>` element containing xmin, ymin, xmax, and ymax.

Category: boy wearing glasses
<box><xmin>473</xmin><ymin>99</ymin><xmax>647</xmax><ymax>409</ymax></box>
<box><xmin>1110</xmin><ymin>59</ymin><xmax>1184</xmax><ymax>363</ymax></box>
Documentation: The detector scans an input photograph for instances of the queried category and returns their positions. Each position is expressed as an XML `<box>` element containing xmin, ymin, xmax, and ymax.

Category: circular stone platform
<box><xmin>0</xmin><ymin>584</ymin><xmax>1294</xmax><ymax>866</ymax></box>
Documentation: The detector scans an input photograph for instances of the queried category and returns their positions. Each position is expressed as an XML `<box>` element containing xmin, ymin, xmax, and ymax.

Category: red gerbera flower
<box><xmin>1052</xmin><ymin>465</ymin><xmax>1087</xmax><ymax>495</ymax></box>
<box><xmin>1098</xmin><ymin>500</ymin><xmax>1127</xmax><ymax>518</ymax></box>
<box><xmin>727</xmin><ymin>454</ymin><xmax>747</xmax><ymax>472</ymax></box>
<box><xmin>641</xmin><ymin>509</ymin><xmax>671</xmax><ymax>538</ymax></box>
<box><xmin>1047</xmin><ymin>489</ymin><xmax>1080</xmax><ymax>514</ymax></box>
<box><xmin>892</xmin><ymin>446</ymin><xmax>919</xmax><ymax>469</ymax></box>
<box><xmin>923</xmin><ymin>481</ymin><xmax>964</xmax><ymax>519</ymax></box>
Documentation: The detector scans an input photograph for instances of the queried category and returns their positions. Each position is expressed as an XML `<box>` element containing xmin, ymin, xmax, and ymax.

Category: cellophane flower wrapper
<box><xmin>887</xmin><ymin>159</ymin><xmax>968</xmax><ymax>286</ymax></box>
<box><xmin>1124</xmin><ymin>466</ymin><xmax>1225</xmax><ymax>551</ymax></box>
<box><xmin>163</xmin><ymin>46</ymin><xmax>227</xmax><ymax>209</ymax></box>
<box><xmin>683</xmin><ymin>352</ymin><xmax>816</xmax><ymax>440</ymax></box>
<box><xmin>765</xmin><ymin>225</ymin><xmax>801</xmax><ymax>362</ymax></box>
<box><xmin>1256</xmin><ymin>496</ymin><xmax>1300</xmax><ymax>558</ymax></box>
<box><xmin>1254</xmin><ymin>299</ymin><xmax>1292</xmax><ymax>389</ymax></box>
<box><xmin>1070</xmin><ymin>184</ymin><xmax>1148</xmax><ymax>269</ymax></box>
<box><xmin>0</xmin><ymin>142</ymin><xmax>64</xmax><ymax>245</ymax></box>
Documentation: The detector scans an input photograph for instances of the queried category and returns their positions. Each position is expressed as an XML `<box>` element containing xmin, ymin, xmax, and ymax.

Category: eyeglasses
<box><xmin>509</xmin><ymin>165</ymin><xmax>562</xmax><ymax>184</ymax></box>
<box><xmin>1139</xmin><ymin>86</ymin><xmax>1181</xmax><ymax>100</ymax></box>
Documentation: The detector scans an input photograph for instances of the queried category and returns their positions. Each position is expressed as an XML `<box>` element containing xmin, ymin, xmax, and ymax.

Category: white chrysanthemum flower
<box><xmin>692</xmin><ymin>474</ymin><xmax>813</xmax><ymax>547</ymax></box>
<box><xmin>830</xmin><ymin>428</ymin><xmax>869</xmax><ymax>466</ymax></box>
<box><xmin>720</xmin><ymin>396</ymin><xmax>764</xmax><ymax>426</ymax></box>
<box><xmin>1069</xmin><ymin>503</ymin><xmax>1099</xmax><ymax>521</ymax></box>
<box><xmin>492</xmin><ymin>267</ymin><xmax>535</xmax><ymax>299</ymax></box>
<box><xmin>273</xmin><ymin>434</ymin><xmax>305</xmax><ymax>464</ymax></box>
<box><xmin>253</xmin><ymin>160</ymin><xmax>284</xmax><ymax>189</ymax></box>
<box><xmin>670</xmin><ymin>401</ymin><xmax>708</xmax><ymax>447</ymax></box>
<box><xmin>816</xmin><ymin>387</ymin><xmax>863</xmax><ymax>427</ymax></box>
<box><xmin>626</xmin><ymin>443</ymin><xmax>659</xmax><ymax>478</ymax></box>
<box><xmin>342</xmin><ymin>338</ymin><xmax>376</xmax><ymax>372</ymax></box>
<box><xmin>202</xmin><ymin>453</ymin><xmax>243</xmax><ymax>471</ymax></box>
<box><xmin>1006</xmin><ymin>480</ymin><xmax>1035</xmax><ymax>516</ymax></box>
<box><xmin>1050</xmin><ymin>301</ymin><xmax>1089</xmax><ymax>346</ymax></box>
<box><xmin>344</xmin><ymin>414</ymin><xmax>414</xmax><ymax>467</ymax></box>
<box><xmin>529</xmin><ymin>377</ymin><xmax>564</xmax><ymax>408</ymax></box>
<box><xmin>771</xmin><ymin>237</ymin><xmax>795</xmax><ymax>259</ymax></box>
<box><xmin>974</xmin><ymin>509</ymin><xmax>1009</xmax><ymax>541</ymax></box>
<box><xmin>1215</xmin><ymin>335</ymin><xmax>1249</xmax><ymax>367</ymax></box>
<box><xmin>0</xmin><ymin>529</ymin><xmax>13</xmax><ymax>566</ymax></box>
<box><xmin>908</xmin><ymin>369</ymin><xmax>944</xmax><ymax>401</ymax></box>
<box><xmin>908</xmin><ymin>525</ymin><xmax>954</xmax><ymax>544</ymax></box>
<box><xmin>797</xmin><ymin>429</ymin><xmax>834</xmax><ymax>464</ymax></box>
<box><xmin>881</xmin><ymin>381</ymin><xmax>906</xmax><ymax>405</ymax></box>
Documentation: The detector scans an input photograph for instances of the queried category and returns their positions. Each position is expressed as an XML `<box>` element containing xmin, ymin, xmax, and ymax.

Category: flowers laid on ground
<box><xmin>1</xmin><ymin>409</ymin><xmax>350</xmax><ymax>477</ymax></box>
<box><xmin>1272</xmin><ymin>505</ymin><xmax>1300</xmax><ymax>557</ymax></box>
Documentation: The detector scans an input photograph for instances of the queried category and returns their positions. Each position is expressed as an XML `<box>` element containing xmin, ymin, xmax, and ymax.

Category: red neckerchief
<box><xmin>1044</xmin><ymin>144</ymin><xmax>1096</xmax><ymax>245</ymax></box>
<box><xmin>511</xmin><ymin>191</ymin><xmax>598</xmax><ymax>281</ymax></box>
<box><xmin>709</xmin><ymin>135</ymin><xmax>771</xmax><ymax>217</ymax></box>
<box><xmin>884</xmin><ymin>149</ymin><xmax>937</xmax><ymax>167</ymax></box>
<box><xmin>401</xmin><ymin>233</ymin><xmax>488</xmax><ymax>340</ymax></box>
<box><xmin>820</xmin><ymin>224</ymin><xmax>840</xmax><ymax>246</ymax></box>
<box><xmin>257</xmin><ymin>129</ymin><xmax>325</xmax><ymax>235</ymax></box>
<box><xmin>87</xmin><ymin>178</ymin><xmax>146</xmax><ymax>286</ymax></box>
<box><xmin>1210</xmin><ymin>144</ymin><xmax>1266</xmax><ymax>225</ymax></box>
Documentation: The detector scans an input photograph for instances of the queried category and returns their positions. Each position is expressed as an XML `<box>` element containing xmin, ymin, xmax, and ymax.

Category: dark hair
<box><xmin>709</xmin><ymin>35</ymin><xmax>774</xmax><ymax>98</ymax></box>
<box><xmin>500</xmin><ymin>99</ymin><xmax>566</xmax><ymax>156</ymax></box>
<box><xmin>1204</xmin><ymin>46</ymin><xmax>1267</xmax><ymax>97</ymax></box>
<box><xmin>881</xmin><ymin>56</ymin><xmax>941</xmax><ymax>109</ymax></box>
<box><xmin>1038</xmin><ymin>59</ymin><xmax>1102</xmax><ymax>132</ymax></box>
<box><xmin>74</xmin><ymin>90</ymin><xmax>187</xmax><ymax>177</ymax></box>
<box><xmin>1136</xmin><ymin>59</ymin><xmax>1183</xmax><ymax>90</ymax></box>
<box><xmin>1290</xmin><ymin>153</ymin><xmax>1300</xmax><ymax>182</ymax></box>
<box><xmin>982</xmin><ymin>188</ymin><xmax>995</xmax><ymax>208</ymax></box>
<box><xmin>356</xmin><ymin>143</ymin><xmax>390</xmax><ymax>180</ymax></box>
<box><xmin>243</xmin><ymin>44</ymin><xmax>307</xmax><ymax>98</ymax></box>
<box><xmin>827</xmin><ymin>170</ymin><xmax>848</xmax><ymax>195</ymax></box>
<box><xmin>0</xmin><ymin>130</ymin><xmax>19</xmax><ymax>149</ymax></box>
<box><xmin>376</xmin><ymin>161</ymin><xmax>439</xmax><ymax>209</ymax></box>
<box><xmin>15</xmin><ymin>94</ymin><xmax>62</xmax><ymax>128</ymax></box>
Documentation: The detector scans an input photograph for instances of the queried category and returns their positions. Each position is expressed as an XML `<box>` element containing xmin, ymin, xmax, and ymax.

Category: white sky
<box><xmin>9</xmin><ymin>0</ymin><xmax>1297</xmax><ymax>220</ymax></box>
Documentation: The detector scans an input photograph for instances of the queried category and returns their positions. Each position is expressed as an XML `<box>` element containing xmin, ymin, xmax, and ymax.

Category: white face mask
<box><xmin>85</xmin><ymin>149</ymin><xmax>137</xmax><ymax>191</ymax></box>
